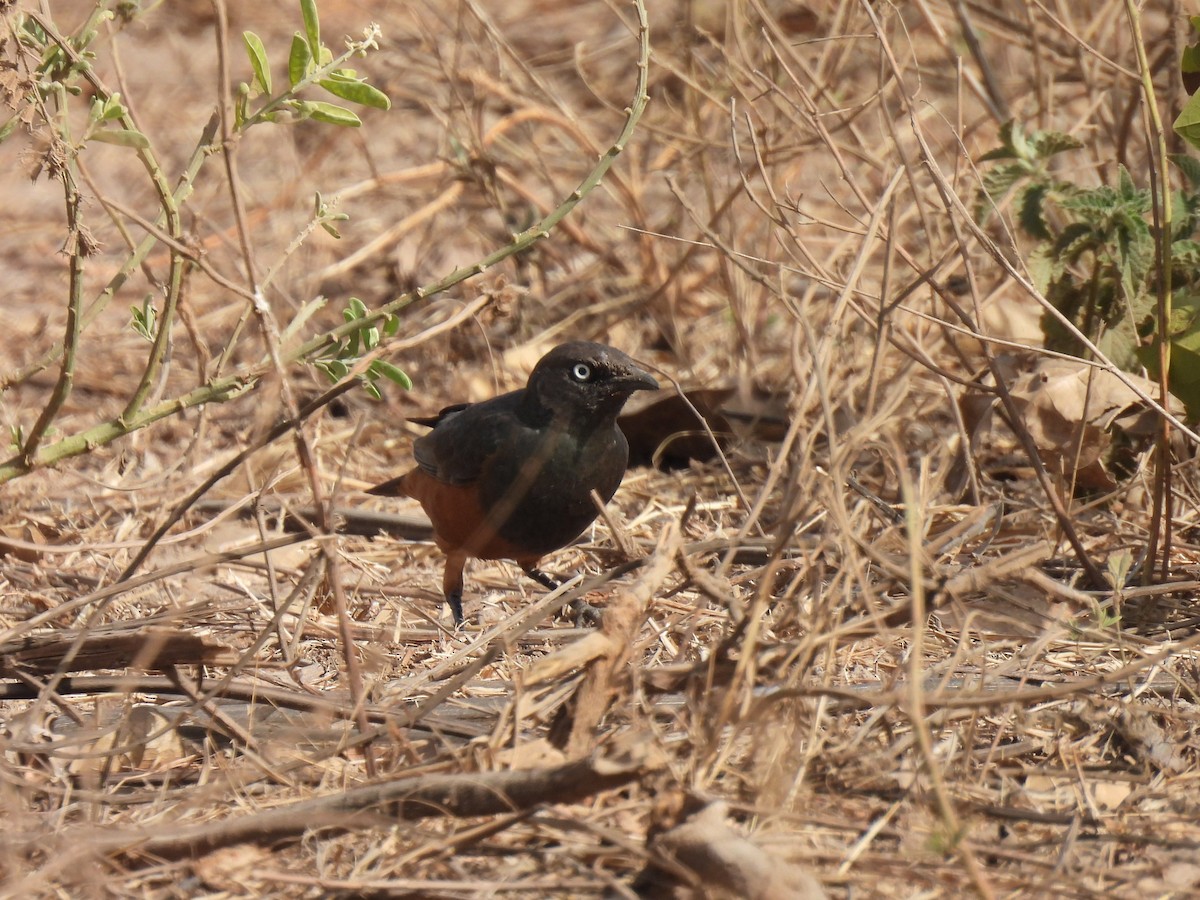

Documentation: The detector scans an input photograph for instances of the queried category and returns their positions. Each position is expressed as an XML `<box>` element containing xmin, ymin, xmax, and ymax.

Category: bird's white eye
<box><xmin>571</xmin><ymin>363</ymin><xmax>592</xmax><ymax>381</ymax></box>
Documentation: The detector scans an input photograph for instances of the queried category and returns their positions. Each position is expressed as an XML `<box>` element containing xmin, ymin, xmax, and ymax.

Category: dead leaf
<box><xmin>192</xmin><ymin>845</ymin><xmax>272</xmax><ymax>892</ymax></box>
<box><xmin>637</xmin><ymin>797</ymin><xmax>828</xmax><ymax>900</ymax></box>
<box><xmin>1092</xmin><ymin>780</ymin><xmax>1133</xmax><ymax>810</ymax></box>
<box><xmin>958</xmin><ymin>354</ymin><xmax>1182</xmax><ymax>491</ymax></box>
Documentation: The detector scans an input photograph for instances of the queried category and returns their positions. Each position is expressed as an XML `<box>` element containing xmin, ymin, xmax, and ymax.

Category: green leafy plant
<box><xmin>0</xmin><ymin>0</ymin><xmax>399</xmax><ymax>479</ymax></box>
<box><xmin>130</xmin><ymin>295</ymin><xmax>158</xmax><ymax>342</ymax></box>
<box><xmin>237</xmin><ymin>0</ymin><xmax>391</xmax><ymax>130</ymax></box>
<box><xmin>0</xmin><ymin>0</ymin><xmax>650</xmax><ymax>487</ymax></box>
<box><xmin>315</xmin><ymin>299</ymin><xmax>412</xmax><ymax>400</ymax></box>
<box><xmin>1174</xmin><ymin>16</ymin><xmax>1200</xmax><ymax>143</ymax></box>
<box><xmin>977</xmin><ymin>122</ymin><xmax>1200</xmax><ymax>417</ymax></box>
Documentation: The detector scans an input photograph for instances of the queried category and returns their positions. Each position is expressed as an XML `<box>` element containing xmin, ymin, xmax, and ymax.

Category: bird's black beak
<box><xmin>617</xmin><ymin>366</ymin><xmax>660</xmax><ymax>393</ymax></box>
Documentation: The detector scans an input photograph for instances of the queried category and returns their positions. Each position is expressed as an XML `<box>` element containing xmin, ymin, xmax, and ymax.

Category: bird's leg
<box><xmin>523</xmin><ymin>566</ymin><xmax>602</xmax><ymax>626</ymax></box>
<box><xmin>524</xmin><ymin>567</ymin><xmax>560</xmax><ymax>592</ymax></box>
<box><xmin>445</xmin><ymin>588</ymin><xmax>464</xmax><ymax>626</ymax></box>
<box><xmin>442</xmin><ymin>552</ymin><xmax>468</xmax><ymax>625</ymax></box>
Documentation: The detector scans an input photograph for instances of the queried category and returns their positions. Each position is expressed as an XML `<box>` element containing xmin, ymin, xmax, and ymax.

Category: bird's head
<box><xmin>526</xmin><ymin>341</ymin><xmax>659</xmax><ymax>422</ymax></box>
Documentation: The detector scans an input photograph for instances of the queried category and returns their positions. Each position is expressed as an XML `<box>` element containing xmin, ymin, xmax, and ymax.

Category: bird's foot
<box><xmin>525</xmin><ymin>567</ymin><xmax>601</xmax><ymax>626</ymax></box>
<box><xmin>445</xmin><ymin>588</ymin><xmax>465</xmax><ymax>626</ymax></box>
<box><xmin>567</xmin><ymin>598</ymin><xmax>603</xmax><ymax>627</ymax></box>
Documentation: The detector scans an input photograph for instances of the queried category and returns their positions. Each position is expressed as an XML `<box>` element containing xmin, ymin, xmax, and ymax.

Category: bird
<box><xmin>368</xmin><ymin>341</ymin><xmax>659</xmax><ymax>624</ymax></box>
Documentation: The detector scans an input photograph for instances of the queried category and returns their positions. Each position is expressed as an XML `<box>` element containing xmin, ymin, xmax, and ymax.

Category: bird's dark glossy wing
<box><xmin>412</xmin><ymin>390</ymin><xmax>528</xmax><ymax>485</ymax></box>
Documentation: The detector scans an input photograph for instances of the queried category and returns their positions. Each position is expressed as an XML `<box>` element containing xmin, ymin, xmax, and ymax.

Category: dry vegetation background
<box><xmin>3</xmin><ymin>0</ymin><xmax>1200</xmax><ymax>896</ymax></box>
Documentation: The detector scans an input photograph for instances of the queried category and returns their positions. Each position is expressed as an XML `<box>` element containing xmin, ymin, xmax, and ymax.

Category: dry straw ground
<box><xmin>2</xmin><ymin>0</ymin><xmax>1200</xmax><ymax>896</ymax></box>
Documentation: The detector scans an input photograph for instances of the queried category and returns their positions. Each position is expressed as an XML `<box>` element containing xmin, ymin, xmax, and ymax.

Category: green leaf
<box><xmin>288</xmin><ymin>33</ymin><xmax>311</xmax><ymax>87</ymax></box>
<box><xmin>1115</xmin><ymin>164</ymin><xmax>1145</xmax><ymax>204</ymax></box>
<box><xmin>1027</xmin><ymin>244</ymin><xmax>1057</xmax><ymax>294</ymax></box>
<box><xmin>1095</xmin><ymin>318</ymin><xmax>1141</xmax><ymax>372</ymax></box>
<box><xmin>1017</xmin><ymin>183</ymin><xmax>1052</xmax><ymax>241</ymax></box>
<box><xmin>130</xmin><ymin>297</ymin><xmax>157</xmax><ymax>341</ymax></box>
<box><xmin>91</xmin><ymin>128</ymin><xmax>150</xmax><ymax>148</ymax></box>
<box><xmin>1061</xmin><ymin>184</ymin><xmax>1119</xmax><ymax>215</ymax></box>
<box><xmin>1138</xmin><ymin>339</ymin><xmax>1200</xmax><ymax>420</ymax></box>
<box><xmin>979</xmin><ymin>120</ymin><xmax>1020</xmax><ymax>162</ymax></box>
<box><xmin>88</xmin><ymin>97</ymin><xmax>105</xmax><ymax>126</ymax></box>
<box><xmin>1104</xmin><ymin>210</ymin><xmax>1154</xmax><ymax>300</ymax></box>
<box><xmin>99</xmin><ymin>93</ymin><xmax>126</xmax><ymax>121</ymax></box>
<box><xmin>1172</xmin><ymin>190</ymin><xmax>1200</xmax><ymax>241</ymax></box>
<box><xmin>318</xmin><ymin>76</ymin><xmax>391</xmax><ymax>110</ymax></box>
<box><xmin>316</xmin><ymin>358</ymin><xmax>348</xmax><ymax>381</ymax></box>
<box><xmin>234</xmin><ymin>87</ymin><xmax>248</xmax><ymax>129</ymax></box>
<box><xmin>372</xmin><ymin>360</ymin><xmax>413</xmax><ymax>390</ymax></box>
<box><xmin>320</xmin><ymin>220</ymin><xmax>343</xmax><ymax>239</ymax></box>
<box><xmin>1171</xmin><ymin>153</ymin><xmax>1200</xmax><ymax>189</ymax></box>
<box><xmin>297</xmin><ymin>100</ymin><xmax>361</xmax><ymax>127</ymax></box>
<box><xmin>1174</xmin><ymin>90</ymin><xmax>1200</xmax><ymax>152</ymax></box>
<box><xmin>242</xmin><ymin>31</ymin><xmax>272</xmax><ymax>95</ymax></box>
<box><xmin>1008</xmin><ymin>121</ymin><xmax>1031</xmax><ymax>161</ymax></box>
<box><xmin>978</xmin><ymin>145</ymin><xmax>1016</xmax><ymax>163</ymax></box>
<box><xmin>1173</xmin><ymin>239</ymin><xmax>1200</xmax><ymax>269</ymax></box>
<box><xmin>300</xmin><ymin>0</ymin><xmax>321</xmax><ymax>58</ymax></box>
<box><xmin>979</xmin><ymin>163</ymin><xmax>1027</xmax><ymax>202</ymax></box>
<box><xmin>346</xmin><ymin>297</ymin><xmax>368</xmax><ymax>320</ymax></box>
<box><xmin>1054</xmin><ymin>222</ymin><xmax>1098</xmax><ymax>264</ymax></box>
<box><xmin>1183</xmin><ymin>44</ymin><xmax>1200</xmax><ymax>75</ymax></box>
<box><xmin>0</xmin><ymin>117</ymin><xmax>20</xmax><ymax>144</ymax></box>
<box><xmin>1029</xmin><ymin>130</ymin><xmax>1083</xmax><ymax>159</ymax></box>
<box><xmin>1164</xmin><ymin>291</ymin><xmax>1200</xmax><ymax>336</ymax></box>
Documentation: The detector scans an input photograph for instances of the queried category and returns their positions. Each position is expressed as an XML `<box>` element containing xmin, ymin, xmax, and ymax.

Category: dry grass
<box><xmin>3</xmin><ymin>0</ymin><xmax>1200</xmax><ymax>896</ymax></box>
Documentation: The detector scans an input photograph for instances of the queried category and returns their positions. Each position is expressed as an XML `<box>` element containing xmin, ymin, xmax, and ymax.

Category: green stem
<box><xmin>2</xmin><ymin>115</ymin><xmax>219</xmax><ymax>391</ymax></box>
<box><xmin>0</xmin><ymin>374</ymin><xmax>256</xmax><ymax>482</ymax></box>
<box><xmin>21</xmin><ymin>165</ymin><xmax>85</xmax><ymax>465</ymax></box>
<box><xmin>1124</xmin><ymin>0</ymin><xmax>1173</xmax><ymax>580</ymax></box>
<box><xmin>26</xmin><ymin>11</ymin><xmax>186</xmax><ymax>422</ymax></box>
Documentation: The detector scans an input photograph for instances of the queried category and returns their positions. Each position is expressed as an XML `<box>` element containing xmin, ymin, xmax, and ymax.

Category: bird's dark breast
<box><xmin>480</xmin><ymin>425</ymin><xmax>629</xmax><ymax>557</ymax></box>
